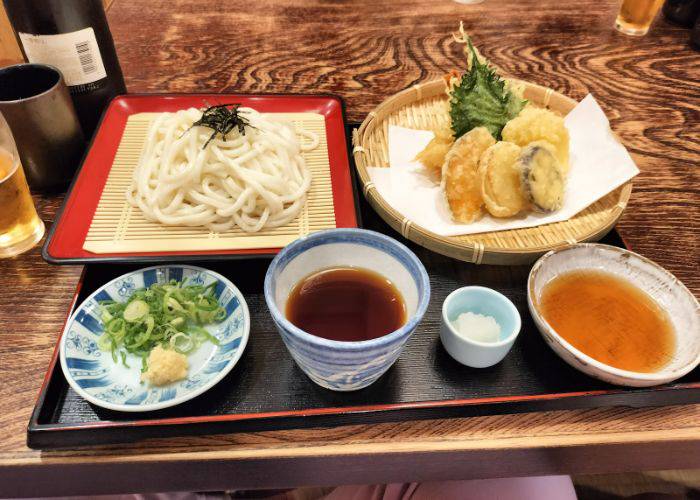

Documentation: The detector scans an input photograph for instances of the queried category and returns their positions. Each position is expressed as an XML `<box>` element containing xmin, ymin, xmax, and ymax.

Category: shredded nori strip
<box><xmin>184</xmin><ymin>103</ymin><xmax>254</xmax><ymax>149</ymax></box>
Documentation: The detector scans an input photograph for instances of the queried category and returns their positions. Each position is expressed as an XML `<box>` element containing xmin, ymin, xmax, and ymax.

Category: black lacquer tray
<box><xmin>28</xmin><ymin>131</ymin><xmax>700</xmax><ymax>449</ymax></box>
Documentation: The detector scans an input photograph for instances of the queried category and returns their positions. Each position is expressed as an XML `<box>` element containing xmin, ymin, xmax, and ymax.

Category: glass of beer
<box><xmin>0</xmin><ymin>113</ymin><xmax>45</xmax><ymax>258</ymax></box>
<box><xmin>615</xmin><ymin>0</ymin><xmax>665</xmax><ymax>35</ymax></box>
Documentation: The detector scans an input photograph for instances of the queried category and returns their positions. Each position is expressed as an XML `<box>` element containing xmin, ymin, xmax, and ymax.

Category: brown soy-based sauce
<box><xmin>540</xmin><ymin>269</ymin><xmax>675</xmax><ymax>373</ymax></box>
<box><xmin>285</xmin><ymin>267</ymin><xmax>407</xmax><ymax>342</ymax></box>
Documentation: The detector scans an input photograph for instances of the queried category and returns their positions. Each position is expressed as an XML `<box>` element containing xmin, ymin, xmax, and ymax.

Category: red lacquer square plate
<box><xmin>42</xmin><ymin>94</ymin><xmax>359</xmax><ymax>265</ymax></box>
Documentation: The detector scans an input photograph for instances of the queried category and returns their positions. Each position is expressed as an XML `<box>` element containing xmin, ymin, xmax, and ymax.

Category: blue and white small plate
<box><xmin>59</xmin><ymin>265</ymin><xmax>250</xmax><ymax>412</ymax></box>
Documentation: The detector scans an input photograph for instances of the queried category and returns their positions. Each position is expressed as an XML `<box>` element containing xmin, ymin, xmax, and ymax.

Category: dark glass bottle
<box><xmin>691</xmin><ymin>15</ymin><xmax>700</xmax><ymax>48</ymax></box>
<box><xmin>3</xmin><ymin>0</ymin><xmax>127</xmax><ymax>139</ymax></box>
<box><xmin>663</xmin><ymin>0</ymin><xmax>700</xmax><ymax>27</ymax></box>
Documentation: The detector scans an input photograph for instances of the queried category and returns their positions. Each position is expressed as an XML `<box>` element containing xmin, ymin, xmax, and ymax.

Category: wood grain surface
<box><xmin>1</xmin><ymin>0</ymin><xmax>699</xmax><ymax>496</ymax></box>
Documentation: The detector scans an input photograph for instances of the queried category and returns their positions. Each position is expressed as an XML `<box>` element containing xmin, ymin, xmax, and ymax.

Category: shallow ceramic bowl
<box><xmin>60</xmin><ymin>265</ymin><xmax>250</xmax><ymax>412</ymax></box>
<box><xmin>528</xmin><ymin>244</ymin><xmax>700</xmax><ymax>387</ymax></box>
<box><xmin>264</xmin><ymin>228</ymin><xmax>430</xmax><ymax>391</ymax></box>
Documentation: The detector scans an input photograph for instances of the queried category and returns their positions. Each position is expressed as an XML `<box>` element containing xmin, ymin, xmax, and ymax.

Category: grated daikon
<box><xmin>452</xmin><ymin>312</ymin><xmax>501</xmax><ymax>343</ymax></box>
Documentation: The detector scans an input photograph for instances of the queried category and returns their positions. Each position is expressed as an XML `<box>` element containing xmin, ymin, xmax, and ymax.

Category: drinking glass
<box><xmin>0</xmin><ymin>113</ymin><xmax>45</xmax><ymax>258</ymax></box>
<box><xmin>615</xmin><ymin>0</ymin><xmax>665</xmax><ymax>35</ymax></box>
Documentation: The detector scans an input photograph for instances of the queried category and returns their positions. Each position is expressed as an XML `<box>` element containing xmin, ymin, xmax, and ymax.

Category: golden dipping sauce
<box><xmin>539</xmin><ymin>270</ymin><xmax>675</xmax><ymax>373</ymax></box>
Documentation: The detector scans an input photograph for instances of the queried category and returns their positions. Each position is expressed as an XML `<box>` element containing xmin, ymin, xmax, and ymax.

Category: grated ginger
<box><xmin>141</xmin><ymin>345</ymin><xmax>188</xmax><ymax>386</ymax></box>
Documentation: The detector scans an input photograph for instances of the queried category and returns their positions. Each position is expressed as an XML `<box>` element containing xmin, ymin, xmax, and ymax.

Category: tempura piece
<box><xmin>517</xmin><ymin>141</ymin><xmax>565</xmax><ymax>212</ymax></box>
<box><xmin>415</xmin><ymin>123</ymin><xmax>454</xmax><ymax>179</ymax></box>
<box><xmin>479</xmin><ymin>142</ymin><xmax>526</xmax><ymax>217</ymax></box>
<box><xmin>448</xmin><ymin>23</ymin><xmax>527</xmax><ymax>141</ymax></box>
<box><xmin>453</xmin><ymin>21</ymin><xmax>499</xmax><ymax>75</ymax></box>
<box><xmin>447</xmin><ymin>31</ymin><xmax>525</xmax><ymax>104</ymax></box>
<box><xmin>441</xmin><ymin>127</ymin><xmax>495</xmax><ymax>223</ymax></box>
<box><xmin>506</xmin><ymin>79</ymin><xmax>526</xmax><ymax>103</ymax></box>
<box><xmin>502</xmin><ymin>107</ymin><xmax>570</xmax><ymax>174</ymax></box>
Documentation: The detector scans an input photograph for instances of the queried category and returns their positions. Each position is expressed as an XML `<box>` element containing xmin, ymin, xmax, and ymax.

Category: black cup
<box><xmin>0</xmin><ymin>64</ymin><xmax>85</xmax><ymax>191</ymax></box>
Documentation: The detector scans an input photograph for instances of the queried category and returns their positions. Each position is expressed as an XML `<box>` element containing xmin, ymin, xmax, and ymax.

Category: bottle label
<box><xmin>18</xmin><ymin>28</ymin><xmax>108</xmax><ymax>87</ymax></box>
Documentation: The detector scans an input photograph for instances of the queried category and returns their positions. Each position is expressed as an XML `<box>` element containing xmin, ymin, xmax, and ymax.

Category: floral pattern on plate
<box><xmin>66</xmin><ymin>330</ymin><xmax>102</xmax><ymax>358</ymax></box>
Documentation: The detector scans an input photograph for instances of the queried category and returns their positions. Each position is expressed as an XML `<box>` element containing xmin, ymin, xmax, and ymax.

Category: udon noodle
<box><xmin>127</xmin><ymin>107</ymin><xmax>317</xmax><ymax>233</ymax></box>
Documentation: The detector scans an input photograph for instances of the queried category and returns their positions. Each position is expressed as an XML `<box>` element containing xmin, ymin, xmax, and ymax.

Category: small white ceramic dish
<box><xmin>528</xmin><ymin>244</ymin><xmax>700</xmax><ymax>387</ymax></box>
<box><xmin>440</xmin><ymin>286</ymin><xmax>521</xmax><ymax>368</ymax></box>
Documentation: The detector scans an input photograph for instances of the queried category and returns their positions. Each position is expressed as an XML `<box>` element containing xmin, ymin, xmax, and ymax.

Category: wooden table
<box><xmin>1</xmin><ymin>0</ymin><xmax>699</xmax><ymax>496</ymax></box>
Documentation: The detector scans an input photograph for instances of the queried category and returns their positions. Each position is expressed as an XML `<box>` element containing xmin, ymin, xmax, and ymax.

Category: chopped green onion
<box><xmin>123</xmin><ymin>300</ymin><xmax>149</xmax><ymax>322</ymax></box>
<box><xmin>120</xmin><ymin>351</ymin><xmax>130</xmax><ymax>368</ymax></box>
<box><xmin>170</xmin><ymin>332</ymin><xmax>195</xmax><ymax>353</ymax></box>
<box><xmin>97</xmin><ymin>278</ymin><xmax>226</xmax><ymax>369</ymax></box>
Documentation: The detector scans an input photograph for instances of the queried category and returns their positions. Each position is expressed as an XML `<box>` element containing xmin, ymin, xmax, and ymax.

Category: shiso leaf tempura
<box><xmin>98</xmin><ymin>279</ymin><xmax>223</xmax><ymax>371</ymax></box>
<box><xmin>449</xmin><ymin>38</ymin><xmax>527</xmax><ymax>141</ymax></box>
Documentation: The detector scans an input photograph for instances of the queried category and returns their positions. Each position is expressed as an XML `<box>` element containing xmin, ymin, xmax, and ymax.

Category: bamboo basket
<box><xmin>352</xmin><ymin>80</ymin><xmax>632</xmax><ymax>265</ymax></box>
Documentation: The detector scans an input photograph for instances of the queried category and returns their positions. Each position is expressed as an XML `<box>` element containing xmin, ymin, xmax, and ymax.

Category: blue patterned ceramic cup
<box><xmin>264</xmin><ymin>228</ymin><xmax>430</xmax><ymax>391</ymax></box>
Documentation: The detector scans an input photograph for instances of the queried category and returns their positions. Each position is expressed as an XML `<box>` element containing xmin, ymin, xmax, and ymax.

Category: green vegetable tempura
<box><xmin>449</xmin><ymin>41</ymin><xmax>527</xmax><ymax>141</ymax></box>
<box><xmin>98</xmin><ymin>279</ymin><xmax>223</xmax><ymax>371</ymax></box>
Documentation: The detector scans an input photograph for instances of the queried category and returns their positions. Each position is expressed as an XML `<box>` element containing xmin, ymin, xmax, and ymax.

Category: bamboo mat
<box><xmin>83</xmin><ymin>112</ymin><xmax>335</xmax><ymax>254</ymax></box>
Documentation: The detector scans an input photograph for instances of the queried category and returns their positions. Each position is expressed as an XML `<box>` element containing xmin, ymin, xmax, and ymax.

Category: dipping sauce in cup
<box><xmin>264</xmin><ymin>228</ymin><xmax>430</xmax><ymax>391</ymax></box>
<box><xmin>285</xmin><ymin>267</ymin><xmax>406</xmax><ymax>342</ymax></box>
